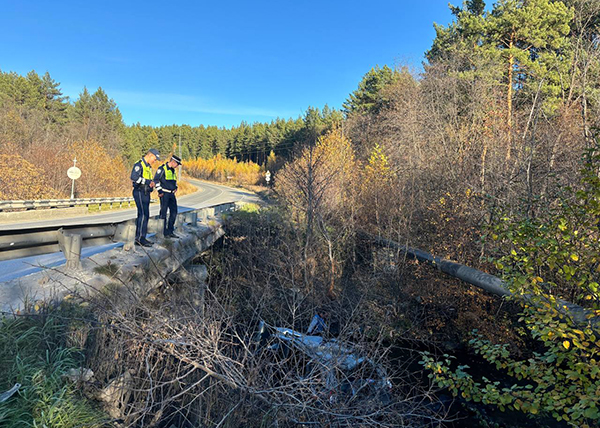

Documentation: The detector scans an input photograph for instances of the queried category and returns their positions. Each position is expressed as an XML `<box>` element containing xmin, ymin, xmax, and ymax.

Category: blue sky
<box><xmin>1</xmin><ymin>1</ymin><xmax>455</xmax><ymax>127</ymax></box>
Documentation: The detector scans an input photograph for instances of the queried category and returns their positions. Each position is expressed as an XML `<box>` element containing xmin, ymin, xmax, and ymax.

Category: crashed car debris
<box><xmin>255</xmin><ymin>316</ymin><xmax>392</xmax><ymax>404</ymax></box>
<box><xmin>0</xmin><ymin>383</ymin><xmax>20</xmax><ymax>403</ymax></box>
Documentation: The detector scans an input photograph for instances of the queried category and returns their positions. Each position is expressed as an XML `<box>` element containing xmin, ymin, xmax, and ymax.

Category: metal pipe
<box><xmin>371</xmin><ymin>234</ymin><xmax>598</xmax><ymax>327</ymax></box>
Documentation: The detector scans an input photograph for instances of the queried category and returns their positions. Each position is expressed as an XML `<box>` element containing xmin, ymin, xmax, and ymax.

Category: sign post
<box><xmin>265</xmin><ymin>170</ymin><xmax>271</xmax><ymax>186</ymax></box>
<box><xmin>67</xmin><ymin>158</ymin><xmax>82</xmax><ymax>199</ymax></box>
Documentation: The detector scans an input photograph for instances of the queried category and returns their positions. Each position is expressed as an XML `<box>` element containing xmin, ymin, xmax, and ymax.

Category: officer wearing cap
<box><xmin>131</xmin><ymin>149</ymin><xmax>160</xmax><ymax>247</ymax></box>
<box><xmin>154</xmin><ymin>155</ymin><xmax>181</xmax><ymax>238</ymax></box>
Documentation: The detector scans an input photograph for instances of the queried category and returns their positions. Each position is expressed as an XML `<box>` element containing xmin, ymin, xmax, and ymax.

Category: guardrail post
<box><xmin>124</xmin><ymin>224</ymin><xmax>136</xmax><ymax>251</ymax></box>
<box><xmin>114</xmin><ymin>221</ymin><xmax>132</xmax><ymax>242</ymax></box>
<box><xmin>114</xmin><ymin>221</ymin><xmax>136</xmax><ymax>251</ymax></box>
<box><xmin>184</xmin><ymin>211</ymin><xmax>198</xmax><ymax>226</ymax></box>
<box><xmin>175</xmin><ymin>214</ymin><xmax>184</xmax><ymax>231</ymax></box>
<box><xmin>156</xmin><ymin>219</ymin><xmax>165</xmax><ymax>239</ymax></box>
<box><xmin>57</xmin><ymin>228</ymin><xmax>70</xmax><ymax>257</ymax></box>
<box><xmin>66</xmin><ymin>234</ymin><xmax>82</xmax><ymax>270</ymax></box>
<box><xmin>58</xmin><ymin>229</ymin><xmax>82</xmax><ymax>270</ymax></box>
<box><xmin>147</xmin><ymin>218</ymin><xmax>164</xmax><ymax>239</ymax></box>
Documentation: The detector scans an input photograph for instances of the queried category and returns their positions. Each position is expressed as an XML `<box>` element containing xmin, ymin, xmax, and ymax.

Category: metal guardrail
<box><xmin>0</xmin><ymin>197</ymin><xmax>136</xmax><ymax>212</ymax></box>
<box><xmin>0</xmin><ymin>202</ymin><xmax>240</xmax><ymax>263</ymax></box>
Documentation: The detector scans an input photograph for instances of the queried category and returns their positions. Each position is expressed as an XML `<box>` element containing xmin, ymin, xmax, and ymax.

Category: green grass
<box><xmin>238</xmin><ymin>203</ymin><xmax>260</xmax><ymax>213</ymax></box>
<box><xmin>0</xmin><ymin>312</ymin><xmax>110</xmax><ymax>428</ymax></box>
<box><xmin>87</xmin><ymin>202</ymin><xmax>133</xmax><ymax>213</ymax></box>
<box><xmin>87</xmin><ymin>200</ymin><xmax>159</xmax><ymax>213</ymax></box>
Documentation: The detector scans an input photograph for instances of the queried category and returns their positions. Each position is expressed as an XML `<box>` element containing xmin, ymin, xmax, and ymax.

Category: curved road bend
<box><xmin>0</xmin><ymin>179</ymin><xmax>260</xmax><ymax>232</ymax></box>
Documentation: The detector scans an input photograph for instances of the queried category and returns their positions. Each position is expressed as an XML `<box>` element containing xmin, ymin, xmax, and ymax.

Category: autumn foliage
<box><xmin>0</xmin><ymin>153</ymin><xmax>58</xmax><ymax>200</ymax></box>
<box><xmin>276</xmin><ymin>127</ymin><xmax>355</xmax><ymax>222</ymax></box>
<box><xmin>183</xmin><ymin>154</ymin><xmax>261</xmax><ymax>185</ymax></box>
<box><xmin>65</xmin><ymin>141</ymin><xmax>131</xmax><ymax>197</ymax></box>
<box><xmin>275</xmin><ymin>127</ymin><xmax>356</xmax><ymax>296</ymax></box>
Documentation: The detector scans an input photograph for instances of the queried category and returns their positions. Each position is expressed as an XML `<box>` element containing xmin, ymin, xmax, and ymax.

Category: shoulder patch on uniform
<box><xmin>135</xmin><ymin>166</ymin><xmax>140</xmax><ymax>171</ymax></box>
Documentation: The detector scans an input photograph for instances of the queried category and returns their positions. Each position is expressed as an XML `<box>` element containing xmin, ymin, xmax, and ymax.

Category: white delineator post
<box><xmin>67</xmin><ymin>158</ymin><xmax>82</xmax><ymax>200</ymax></box>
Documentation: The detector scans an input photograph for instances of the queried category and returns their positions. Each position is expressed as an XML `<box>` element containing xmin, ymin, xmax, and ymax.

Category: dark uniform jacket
<box><xmin>130</xmin><ymin>158</ymin><xmax>154</xmax><ymax>192</ymax></box>
<box><xmin>154</xmin><ymin>164</ymin><xmax>178</xmax><ymax>194</ymax></box>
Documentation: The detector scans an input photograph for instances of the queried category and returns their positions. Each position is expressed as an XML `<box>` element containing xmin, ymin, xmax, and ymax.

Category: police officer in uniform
<box><xmin>130</xmin><ymin>148</ymin><xmax>160</xmax><ymax>247</ymax></box>
<box><xmin>154</xmin><ymin>155</ymin><xmax>181</xmax><ymax>238</ymax></box>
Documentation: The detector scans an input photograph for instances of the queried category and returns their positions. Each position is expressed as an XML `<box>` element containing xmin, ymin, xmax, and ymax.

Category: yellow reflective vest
<box><xmin>142</xmin><ymin>161</ymin><xmax>153</xmax><ymax>181</ymax></box>
<box><xmin>164</xmin><ymin>167</ymin><xmax>177</xmax><ymax>181</ymax></box>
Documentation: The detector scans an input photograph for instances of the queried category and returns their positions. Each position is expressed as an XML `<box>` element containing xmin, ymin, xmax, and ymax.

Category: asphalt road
<box><xmin>0</xmin><ymin>179</ymin><xmax>260</xmax><ymax>231</ymax></box>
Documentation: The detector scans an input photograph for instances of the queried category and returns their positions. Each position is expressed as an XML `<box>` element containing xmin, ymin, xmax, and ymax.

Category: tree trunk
<box><xmin>506</xmin><ymin>35</ymin><xmax>515</xmax><ymax>162</ymax></box>
<box><xmin>480</xmin><ymin>141</ymin><xmax>488</xmax><ymax>190</ymax></box>
<box><xmin>327</xmin><ymin>235</ymin><xmax>336</xmax><ymax>297</ymax></box>
<box><xmin>303</xmin><ymin>149</ymin><xmax>315</xmax><ymax>286</ymax></box>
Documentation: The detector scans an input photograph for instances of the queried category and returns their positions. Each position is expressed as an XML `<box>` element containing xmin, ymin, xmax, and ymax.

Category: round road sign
<box><xmin>67</xmin><ymin>166</ymin><xmax>82</xmax><ymax>180</ymax></box>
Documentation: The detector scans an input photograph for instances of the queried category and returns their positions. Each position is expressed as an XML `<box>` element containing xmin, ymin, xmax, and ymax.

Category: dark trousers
<box><xmin>133</xmin><ymin>188</ymin><xmax>151</xmax><ymax>241</ymax></box>
<box><xmin>159</xmin><ymin>192</ymin><xmax>178</xmax><ymax>234</ymax></box>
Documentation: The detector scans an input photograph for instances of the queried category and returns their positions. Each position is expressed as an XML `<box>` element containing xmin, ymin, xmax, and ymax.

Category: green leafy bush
<box><xmin>422</xmin><ymin>143</ymin><xmax>600</xmax><ymax>427</ymax></box>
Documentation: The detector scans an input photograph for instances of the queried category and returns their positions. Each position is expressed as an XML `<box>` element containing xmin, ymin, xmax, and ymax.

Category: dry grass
<box><xmin>176</xmin><ymin>178</ymin><xmax>198</xmax><ymax>196</ymax></box>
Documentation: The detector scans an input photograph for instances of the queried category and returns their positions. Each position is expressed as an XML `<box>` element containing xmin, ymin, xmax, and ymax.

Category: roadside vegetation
<box><xmin>183</xmin><ymin>153</ymin><xmax>268</xmax><ymax>186</ymax></box>
<box><xmin>0</xmin><ymin>308</ymin><xmax>111</xmax><ymax>427</ymax></box>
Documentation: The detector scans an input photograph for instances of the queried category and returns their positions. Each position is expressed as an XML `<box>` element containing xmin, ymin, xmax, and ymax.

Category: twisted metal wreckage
<box><xmin>256</xmin><ymin>316</ymin><xmax>393</xmax><ymax>404</ymax></box>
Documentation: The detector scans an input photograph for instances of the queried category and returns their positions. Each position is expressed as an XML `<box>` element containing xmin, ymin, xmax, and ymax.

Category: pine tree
<box><xmin>427</xmin><ymin>0</ymin><xmax>573</xmax><ymax>157</ymax></box>
<box><xmin>146</xmin><ymin>130</ymin><xmax>159</xmax><ymax>153</ymax></box>
<box><xmin>343</xmin><ymin>65</ymin><xmax>401</xmax><ymax>114</ymax></box>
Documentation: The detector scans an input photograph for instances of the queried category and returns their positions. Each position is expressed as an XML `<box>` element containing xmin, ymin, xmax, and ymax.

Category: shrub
<box><xmin>422</xmin><ymin>143</ymin><xmax>600</xmax><ymax>427</ymax></box>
